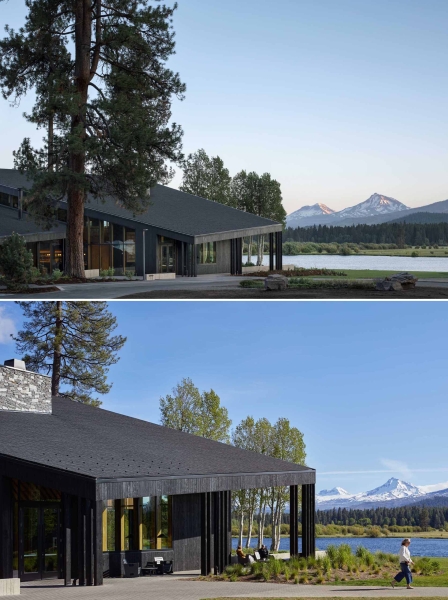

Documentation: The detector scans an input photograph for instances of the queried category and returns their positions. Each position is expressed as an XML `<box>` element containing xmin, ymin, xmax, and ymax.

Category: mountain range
<box><xmin>316</xmin><ymin>477</ymin><xmax>448</xmax><ymax>510</ymax></box>
<box><xmin>286</xmin><ymin>193</ymin><xmax>448</xmax><ymax>229</ymax></box>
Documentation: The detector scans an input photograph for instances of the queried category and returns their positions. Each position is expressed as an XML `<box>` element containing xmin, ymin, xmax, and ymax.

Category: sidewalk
<box><xmin>19</xmin><ymin>576</ymin><xmax>448</xmax><ymax>600</ymax></box>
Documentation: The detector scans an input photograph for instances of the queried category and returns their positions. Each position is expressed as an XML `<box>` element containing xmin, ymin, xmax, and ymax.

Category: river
<box><xmin>233</xmin><ymin>536</ymin><xmax>448</xmax><ymax>557</ymax></box>
<box><xmin>250</xmin><ymin>254</ymin><xmax>448</xmax><ymax>272</ymax></box>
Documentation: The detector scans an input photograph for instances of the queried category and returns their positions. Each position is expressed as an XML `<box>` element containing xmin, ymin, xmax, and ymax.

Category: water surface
<box><xmin>233</xmin><ymin>536</ymin><xmax>448</xmax><ymax>557</ymax></box>
<box><xmin>250</xmin><ymin>254</ymin><xmax>448</xmax><ymax>272</ymax></box>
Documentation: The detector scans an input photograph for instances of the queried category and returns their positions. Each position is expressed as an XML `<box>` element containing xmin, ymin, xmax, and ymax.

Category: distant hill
<box><xmin>390</xmin><ymin>212</ymin><xmax>448</xmax><ymax>225</ymax></box>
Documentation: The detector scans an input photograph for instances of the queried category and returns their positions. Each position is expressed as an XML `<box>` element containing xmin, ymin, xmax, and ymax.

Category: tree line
<box><xmin>159</xmin><ymin>379</ymin><xmax>306</xmax><ymax>551</ymax></box>
<box><xmin>316</xmin><ymin>505</ymin><xmax>448</xmax><ymax>530</ymax></box>
<box><xmin>180</xmin><ymin>149</ymin><xmax>286</xmax><ymax>265</ymax></box>
<box><xmin>285</xmin><ymin>221</ymin><xmax>448</xmax><ymax>247</ymax></box>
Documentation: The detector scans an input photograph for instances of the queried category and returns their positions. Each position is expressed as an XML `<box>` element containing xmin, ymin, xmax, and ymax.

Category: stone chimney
<box><xmin>0</xmin><ymin>359</ymin><xmax>52</xmax><ymax>413</ymax></box>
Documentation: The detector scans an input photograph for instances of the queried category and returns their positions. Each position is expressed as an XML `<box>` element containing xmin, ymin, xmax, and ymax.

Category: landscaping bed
<box><xmin>197</xmin><ymin>546</ymin><xmax>446</xmax><ymax>587</ymax></box>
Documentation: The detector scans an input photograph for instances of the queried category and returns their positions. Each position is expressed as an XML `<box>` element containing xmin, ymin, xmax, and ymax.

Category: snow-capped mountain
<box><xmin>286</xmin><ymin>193</ymin><xmax>409</xmax><ymax>228</ymax></box>
<box><xmin>317</xmin><ymin>478</ymin><xmax>448</xmax><ymax>510</ymax></box>
<box><xmin>286</xmin><ymin>203</ymin><xmax>335</xmax><ymax>228</ymax></box>
<box><xmin>336</xmin><ymin>194</ymin><xmax>408</xmax><ymax>219</ymax></box>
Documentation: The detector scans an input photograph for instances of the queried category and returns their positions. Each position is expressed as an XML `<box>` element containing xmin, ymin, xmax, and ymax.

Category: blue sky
<box><xmin>0</xmin><ymin>300</ymin><xmax>447</xmax><ymax>494</ymax></box>
<box><xmin>1</xmin><ymin>0</ymin><xmax>447</xmax><ymax>213</ymax></box>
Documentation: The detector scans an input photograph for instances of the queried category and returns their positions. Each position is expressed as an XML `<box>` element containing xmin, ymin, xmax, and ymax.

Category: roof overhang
<box><xmin>194</xmin><ymin>223</ymin><xmax>283</xmax><ymax>244</ymax></box>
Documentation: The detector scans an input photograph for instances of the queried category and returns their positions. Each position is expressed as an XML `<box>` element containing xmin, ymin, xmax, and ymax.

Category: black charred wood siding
<box><xmin>172</xmin><ymin>493</ymin><xmax>202</xmax><ymax>571</ymax></box>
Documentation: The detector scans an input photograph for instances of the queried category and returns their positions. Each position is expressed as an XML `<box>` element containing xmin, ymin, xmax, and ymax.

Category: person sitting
<box><xmin>236</xmin><ymin>545</ymin><xmax>249</xmax><ymax>565</ymax></box>
<box><xmin>258</xmin><ymin>544</ymin><xmax>269</xmax><ymax>560</ymax></box>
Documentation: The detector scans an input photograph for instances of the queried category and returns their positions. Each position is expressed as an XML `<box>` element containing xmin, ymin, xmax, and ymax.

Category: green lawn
<box><xmin>316</xmin><ymin>270</ymin><xmax>448</xmax><ymax>279</ymax></box>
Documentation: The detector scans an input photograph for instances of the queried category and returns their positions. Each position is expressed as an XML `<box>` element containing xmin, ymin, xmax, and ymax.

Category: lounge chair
<box><xmin>123</xmin><ymin>558</ymin><xmax>141</xmax><ymax>577</ymax></box>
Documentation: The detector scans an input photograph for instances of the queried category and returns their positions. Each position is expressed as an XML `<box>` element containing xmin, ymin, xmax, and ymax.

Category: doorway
<box><xmin>19</xmin><ymin>504</ymin><xmax>60</xmax><ymax>581</ymax></box>
<box><xmin>158</xmin><ymin>238</ymin><xmax>176</xmax><ymax>273</ymax></box>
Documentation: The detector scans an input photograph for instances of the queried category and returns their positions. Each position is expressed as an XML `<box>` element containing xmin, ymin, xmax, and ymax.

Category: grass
<box><xmin>203</xmin><ymin>598</ymin><xmax>448</xmax><ymax>600</ymax></box>
<box><xmin>319</xmin><ymin>270</ymin><xmax>448</xmax><ymax>280</ymax></box>
<box><xmin>203</xmin><ymin>548</ymin><xmax>448</xmax><ymax>589</ymax></box>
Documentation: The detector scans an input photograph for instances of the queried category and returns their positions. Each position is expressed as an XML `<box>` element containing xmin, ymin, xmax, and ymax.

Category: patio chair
<box><xmin>123</xmin><ymin>558</ymin><xmax>141</xmax><ymax>578</ymax></box>
<box><xmin>162</xmin><ymin>560</ymin><xmax>174</xmax><ymax>574</ymax></box>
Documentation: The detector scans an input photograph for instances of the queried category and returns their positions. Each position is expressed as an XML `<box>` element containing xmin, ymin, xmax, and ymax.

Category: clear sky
<box><xmin>1</xmin><ymin>0</ymin><xmax>447</xmax><ymax>213</ymax></box>
<box><xmin>1</xmin><ymin>300</ymin><xmax>447</xmax><ymax>494</ymax></box>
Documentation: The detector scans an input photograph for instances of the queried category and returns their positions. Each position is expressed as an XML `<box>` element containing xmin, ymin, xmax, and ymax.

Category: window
<box><xmin>198</xmin><ymin>242</ymin><xmax>217</xmax><ymax>264</ymax></box>
<box><xmin>0</xmin><ymin>192</ymin><xmax>11</xmax><ymax>207</ymax></box>
<box><xmin>103</xmin><ymin>500</ymin><xmax>115</xmax><ymax>552</ymax></box>
<box><xmin>142</xmin><ymin>496</ymin><xmax>172</xmax><ymax>549</ymax></box>
<box><xmin>124</xmin><ymin>227</ymin><xmax>136</xmax><ymax>272</ymax></box>
<box><xmin>122</xmin><ymin>498</ymin><xmax>134</xmax><ymax>551</ymax></box>
<box><xmin>142</xmin><ymin>497</ymin><xmax>156</xmax><ymax>550</ymax></box>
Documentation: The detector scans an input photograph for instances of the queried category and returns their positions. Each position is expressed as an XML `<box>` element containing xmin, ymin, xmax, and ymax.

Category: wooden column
<box><xmin>62</xmin><ymin>493</ymin><xmax>72</xmax><ymax>585</ymax></box>
<box><xmin>0</xmin><ymin>476</ymin><xmax>13</xmax><ymax>580</ymax></box>
<box><xmin>276</xmin><ymin>231</ymin><xmax>283</xmax><ymax>270</ymax></box>
<box><xmin>94</xmin><ymin>501</ymin><xmax>104</xmax><ymax>586</ymax></box>
<box><xmin>200</xmin><ymin>492</ymin><xmax>212</xmax><ymax>576</ymax></box>
<box><xmin>302</xmin><ymin>483</ymin><xmax>315</xmax><ymax>557</ymax></box>
<box><xmin>85</xmin><ymin>500</ymin><xmax>94</xmax><ymax>585</ymax></box>
<box><xmin>77</xmin><ymin>497</ymin><xmax>87</xmax><ymax>585</ymax></box>
<box><xmin>269</xmin><ymin>233</ymin><xmax>274</xmax><ymax>271</ymax></box>
<box><xmin>289</xmin><ymin>485</ymin><xmax>299</xmax><ymax>557</ymax></box>
<box><xmin>114</xmin><ymin>499</ymin><xmax>122</xmax><ymax>553</ymax></box>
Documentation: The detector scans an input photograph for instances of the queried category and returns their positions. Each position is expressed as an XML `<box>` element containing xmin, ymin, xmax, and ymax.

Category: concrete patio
<box><xmin>18</xmin><ymin>575</ymin><xmax>448</xmax><ymax>600</ymax></box>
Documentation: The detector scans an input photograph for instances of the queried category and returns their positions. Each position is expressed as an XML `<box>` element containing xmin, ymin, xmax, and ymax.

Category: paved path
<box><xmin>2</xmin><ymin>276</ymin><xmax>448</xmax><ymax>300</ymax></box>
<box><xmin>1</xmin><ymin>275</ymin><xmax>245</xmax><ymax>300</ymax></box>
<box><xmin>19</xmin><ymin>576</ymin><xmax>448</xmax><ymax>599</ymax></box>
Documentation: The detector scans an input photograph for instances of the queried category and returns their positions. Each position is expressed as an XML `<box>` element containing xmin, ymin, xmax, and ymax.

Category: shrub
<box><xmin>415</xmin><ymin>557</ymin><xmax>440</xmax><ymax>576</ymax></box>
<box><xmin>299</xmin><ymin>574</ymin><xmax>308</xmax><ymax>584</ymax></box>
<box><xmin>322</xmin><ymin>555</ymin><xmax>332</xmax><ymax>575</ymax></box>
<box><xmin>51</xmin><ymin>269</ymin><xmax>63</xmax><ymax>281</ymax></box>
<box><xmin>244</xmin><ymin>261</ymin><xmax>256</xmax><ymax>266</ymax></box>
<box><xmin>411</xmin><ymin>251</ymin><xmax>419</xmax><ymax>257</ymax></box>
<box><xmin>0</xmin><ymin>232</ymin><xmax>34</xmax><ymax>290</ymax></box>
<box><xmin>340</xmin><ymin>245</ymin><xmax>352</xmax><ymax>256</ymax></box>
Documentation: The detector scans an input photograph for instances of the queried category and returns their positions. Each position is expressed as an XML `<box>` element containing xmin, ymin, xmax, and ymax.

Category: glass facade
<box><xmin>198</xmin><ymin>242</ymin><xmax>217</xmax><ymax>264</ymax></box>
<box><xmin>84</xmin><ymin>218</ymin><xmax>135</xmax><ymax>275</ymax></box>
<box><xmin>0</xmin><ymin>192</ymin><xmax>19</xmax><ymax>209</ymax></box>
<box><xmin>102</xmin><ymin>496</ymin><xmax>172</xmax><ymax>552</ymax></box>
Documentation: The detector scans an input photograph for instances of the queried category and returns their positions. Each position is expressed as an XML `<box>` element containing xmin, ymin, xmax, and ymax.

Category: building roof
<box><xmin>0</xmin><ymin>398</ymin><xmax>313</xmax><ymax>484</ymax></box>
<box><xmin>0</xmin><ymin>169</ymin><xmax>282</xmax><ymax>239</ymax></box>
<box><xmin>0</xmin><ymin>205</ymin><xmax>65</xmax><ymax>241</ymax></box>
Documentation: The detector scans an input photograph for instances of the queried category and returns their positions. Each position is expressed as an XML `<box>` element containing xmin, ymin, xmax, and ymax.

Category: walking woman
<box><xmin>391</xmin><ymin>538</ymin><xmax>414</xmax><ymax>589</ymax></box>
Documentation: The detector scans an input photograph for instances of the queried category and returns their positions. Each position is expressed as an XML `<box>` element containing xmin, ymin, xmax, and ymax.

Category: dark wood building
<box><xmin>0</xmin><ymin>360</ymin><xmax>315</xmax><ymax>586</ymax></box>
<box><xmin>0</xmin><ymin>169</ymin><xmax>283</xmax><ymax>277</ymax></box>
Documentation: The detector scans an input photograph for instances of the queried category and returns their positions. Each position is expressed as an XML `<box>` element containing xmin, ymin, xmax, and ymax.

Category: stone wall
<box><xmin>0</xmin><ymin>364</ymin><xmax>51</xmax><ymax>413</ymax></box>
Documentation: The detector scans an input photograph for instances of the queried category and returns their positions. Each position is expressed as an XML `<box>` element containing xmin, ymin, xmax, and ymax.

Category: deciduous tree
<box><xmin>160</xmin><ymin>378</ymin><xmax>231</xmax><ymax>443</ymax></box>
<box><xmin>180</xmin><ymin>148</ymin><xmax>232</xmax><ymax>206</ymax></box>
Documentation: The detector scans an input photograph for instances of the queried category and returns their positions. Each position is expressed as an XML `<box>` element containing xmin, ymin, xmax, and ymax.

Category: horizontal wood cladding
<box><xmin>96</xmin><ymin>470</ymin><xmax>316</xmax><ymax>500</ymax></box>
<box><xmin>0</xmin><ymin>455</ymin><xmax>97</xmax><ymax>500</ymax></box>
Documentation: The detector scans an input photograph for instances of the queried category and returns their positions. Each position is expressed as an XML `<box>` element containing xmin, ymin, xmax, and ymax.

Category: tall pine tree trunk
<box><xmin>51</xmin><ymin>301</ymin><xmax>62</xmax><ymax>396</ymax></box>
<box><xmin>66</xmin><ymin>0</ymin><xmax>91</xmax><ymax>278</ymax></box>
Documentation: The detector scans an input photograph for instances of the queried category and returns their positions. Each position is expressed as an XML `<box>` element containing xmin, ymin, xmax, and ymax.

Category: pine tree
<box><xmin>14</xmin><ymin>301</ymin><xmax>126</xmax><ymax>405</ymax></box>
<box><xmin>0</xmin><ymin>0</ymin><xmax>185</xmax><ymax>277</ymax></box>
